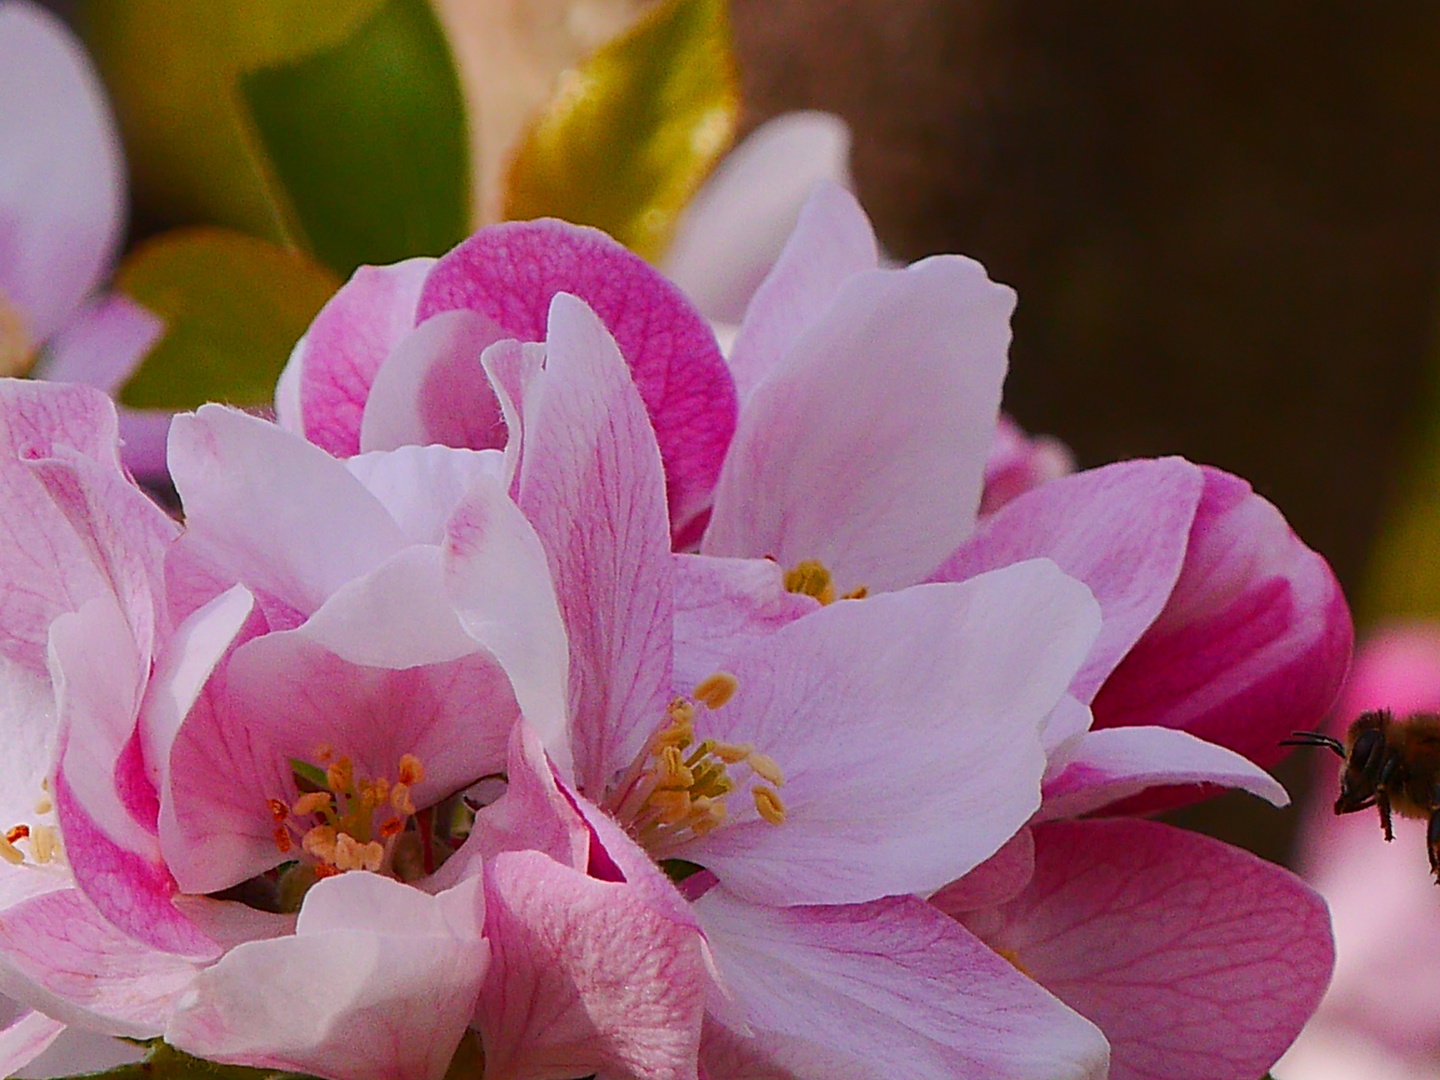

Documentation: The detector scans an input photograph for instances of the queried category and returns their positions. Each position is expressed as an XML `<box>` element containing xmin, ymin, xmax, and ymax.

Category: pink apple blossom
<box><xmin>0</xmin><ymin>1</ymin><xmax>169</xmax><ymax>479</ymax></box>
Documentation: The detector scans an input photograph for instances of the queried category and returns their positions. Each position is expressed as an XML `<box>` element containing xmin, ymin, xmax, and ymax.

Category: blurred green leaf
<box><xmin>69</xmin><ymin>1040</ymin><xmax>317</xmax><ymax>1080</ymax></box>
<box><xmin>115</xmin><ymin>228</ymin><xmax>340</xmax><ymax>411</ymax></box>
<box><xmin>80</xmin><ymin>0</ymin><xmax>386</xmax><ymax>243</ymax></box>
<box><xmin>241</xmin><ymin>0</ymin><xmax>470</xmax><ymax>277</ymax></box>
<box><xmin>503</xmin><ymin>0</ymin><xmax>740</xmax><ymax>261</ymax></box>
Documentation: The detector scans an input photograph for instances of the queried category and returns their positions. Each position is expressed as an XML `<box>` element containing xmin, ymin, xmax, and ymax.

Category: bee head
<box><xmin>1335</xmin><ymin>710</ymin><xmax>1391</xmax><ymax>815</ymax></box>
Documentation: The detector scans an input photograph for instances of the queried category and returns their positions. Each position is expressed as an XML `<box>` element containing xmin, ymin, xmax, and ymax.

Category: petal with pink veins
<box><xmin>664</xmin><ymin>112</ymin><xmax>855</xmax><ymax>327</ymax></box>
<box><xmin>934</xmin><ymin>458</ymin><xmax>1203</xmax><ymax>703</ymax></box>
<box><xmin>284</xmin><ymin>258</ymin><xmax>434</xmax><ymax>457</ymax></box>
<box><xmin>722</xmin><ymin>181</ymin><xmax>877</xmax><ymax>403</ymax></box>
<box><xmin>695</xmin><ymin>888</ymin><xmax>1109</xmax><ymax>1080</ymax></box>
<box><xmin>1091</xmin><ymin>467</ymin><xmax>1353</xmax><ymax>770</ymax></box>
<box><xmin>167</xmin><ymin>873</ymin><xmax>488</xmax><ymax>1080</ymax></box>
<box><xmin>1035</xmin><ymin>726</ymin><xmax>1288</xmax><ymax>821</ymax></box>
<box><xmin>417</xmin><ymin>220</ymin><xmax>736</xmax><ymax>539</ymax></box>
<box><xmin>672</xmin><ymin>553</ymin><xmax>818</xmax><ymax>696</ymax></box>
<box><xmin>0</xmin><ymin>2</ymin><xmax>124</xmax><ymax>347</ymax></box>
<box><xmin>357</xmin><ymin>309</ymin><xmax>509</xmax><ymax>453</ymax></box>
<box><xmin>478</xmin><ymin>338</ymin><xmax>544</xmax><ymax>494</ymax></box>
<box><xmin>168</xmin><ymin>406</ymin><xmax>408</xmax><ymax>619</ymax></box>
<box><xmin>0</xmin><ymin>1009</ymin><xmax>65</xmax><ymax>1078</ymax></box>
<box><xmin>927</xmin><ymin>828</ymin><xmax>1036</xmax><ymax>914</ymax></box>
<box><xmin>962</xmin><ymin>818</ymin><xmax>1333</xmax><ymax>1080</ymax></box>
<box><xmin>704</xmin><ymin>256</ymin><xmax>1013</xmax><ymax>594</ymax></box>
<box><xmin>683</xmin><ymin>561</ymin><xmax>1100</xmax><ymax>906</ymax></box>
<box><xmin>510</xmin><ymin>294</ymin><xmax>674</xmax><ymax>793</ymax></box>
<box><xmin>477</xmin><ymin>850</ymin><xmax>706</xmax><ymax>1080</ymax></box>
<box><xmin>0</xmin><ymin>886</ymin><xmax>201</xmax><ymax>1035</ymax></box>
<box><xmin>345</xmin><ymin>444</ymin><xmax>504</xmax><ymax>547</ymax></box>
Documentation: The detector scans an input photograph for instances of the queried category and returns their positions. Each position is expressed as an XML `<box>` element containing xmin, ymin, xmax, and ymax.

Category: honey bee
<box><xmin>1284</xmin><ymin>709</ymin><xmax>1440</xmax><ymax>881</ymax></box>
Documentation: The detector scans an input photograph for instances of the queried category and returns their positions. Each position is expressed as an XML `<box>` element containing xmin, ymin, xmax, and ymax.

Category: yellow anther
<box><xmin>693</xmin><ymin>672</ymin><xmax>739</xmax><ymax>710</ymax></box>
<box><xmin>33</xmin><ymin>796</ymin><xmax>51</xmax><ymax>816</ymax></box>
<box><xmin>784</xmin><ymin>560</ymin><xmax>836</xmax><ymax>605</ymax></box>
<box><xmin>293</xmin><ymin>792</ymin><xmax>332</xmax><ymax>817</ymax></box>
<box><xmin>314</xmin><ymin>744</ymin><xmax>335</xmax><ymax>764</ymax></box>
<box><xmin>371</xmin><ymin>777</ymin><xmax>390</xmax><ymax>804</ymax></box>
<box><xmin>273</xmin><ymin>825</ymin><xmax>293</xmax><ymax>854</ymax></box>
<box><xmin>326</xmin><ymin>757</ymin><xmax>354</xmax><ymax>794</ymax></box>
<box><xmin>357</xmin><ymin>779</ymin><xmax>380</xmax><ymax>809</ymax></box>
<box><xmin>391</xmin><ymin>783</ymin><xmax>417</xmax><ymax>817</ymax></box>
<box><xmin>712</xmin><ymin>741</ymin><xmax>753</xmax><ymax>764</ymax></box>
<box><xmin>690</xmin><ymin>796</ymin><xmax>727</xmax><ymax>835</ymax></box>
<box><xmin>753</xmin><ymin>787</ymin><xmax>786</xmax><ymax>825</ymax></box>
<box><xmin>379</xmin><ymin>817</ymin><xmax>404</xmax><ymax>840</ymax></box>
<box><xmin>649</xmin><ymin>789</ymin><xmax>692</xmax><ymax>825</ymax></box>
<box><xmin>665</xmin><ymin>698</ymin><xmax>697</xmax><ymax>728</ymax></box>
<box><xmin>656</xmin><ymin>747</ymin><xmax>694</xmax><ymax>789</ymax></box>
<box><xmin>360</xmin><ymin>840</ymin><xmax>384</xmax><ymax>873</ymax></box>
<box><xmin>841</xmin><ymin>585</ymin><xmax>869</xmax><ymax>600</ymax></box>
<box><xmin>302</xmin><ymin>825</ymin><xmax>338</xmax><ymax>863</ymax></box>
<box><xmin>268</xmin><ymin>799</ymin><xmax>289</xmax><ymax>823</ymax></box>
<box><xmin>0</xmin><ymin>838</ymin><xmax>23</xmax><ymax>865</ymax></box>
<box><xmin>748</xmin><ymin>753</ymin><xmax>785</xmax><ymax>787</ymax></box>
<box><xmin>30</xmin><ymin>826</ymin><xmax>55</xmax><ymax>865</ymax></box>
<box><xmin>333</xmin><ymin>833</ymin><xmax>363</xmax><ymax>872</ymax></box>
<box><xmin>5</xmin><ymin>825</ymin><xmax>29</xmax><ymax>845</ymax></box>
<box><xmin>398</xmin><ymin>754</ymin><xmax>424</xmax><ymax>786</ymax></box>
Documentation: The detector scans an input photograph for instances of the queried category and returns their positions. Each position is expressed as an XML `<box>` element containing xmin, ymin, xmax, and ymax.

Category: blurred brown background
<box><xmin>731</xmin><ymin>1</ymin><xmax>1440</xmax><ymax>861</ymax></box>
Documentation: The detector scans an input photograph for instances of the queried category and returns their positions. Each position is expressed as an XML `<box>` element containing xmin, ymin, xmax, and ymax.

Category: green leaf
<box><xmin>67</xmin><ymin>1039</ymin><xmax>317</xmax><ymax>1080</ymax></box>
<box><xmin>115</xmin><ymin>228</ymin><xmax>340</xmax><ymax>411</ymax></box>
<box><xmin>503</xmin><ymin>0</ymin><xmax>740</xmax><ymax>261</ymax></box>
<box><xmin>241</xmin><ymin>0</ymin><xmax>471</xmax><ymax>277</ymax></box>
<box><xmin>80</xmin><ymin>0</ymin><xmax>387</xmax><ymax>244</ymax></box>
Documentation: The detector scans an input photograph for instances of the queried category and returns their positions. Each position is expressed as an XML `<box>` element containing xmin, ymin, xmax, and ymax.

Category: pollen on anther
<box><xmin>273</xmin><ymin>826</ymin><xmax>293</xmax><ymax>854</ymax></box>
<box><xmin>693</xmin><ymin>672</ymin><xmax>739</xmax><ymax>710</ymax></box>
<box><xmin>754</xmin><ymin>786</ymin><xmax>786</xmax><ymax>825</ymax></box>
<box><xmin>379</xmin><ymin>817</ymin><xmax>403</xmax><ymax>839</ymax></box>
<box><xmin>30</xmin><ymin>826</ymin><xmax>54</xmax><ymax>864</ymax></box>
<box><xmin>391</xmin><ymin>783</ymin><xmax>417</xmax><ymax>816</ymax></box>
<box><xmin>33</xmin><ymin>796</ymin><xmax>51</xmax><ymax>815</ymax></box>
<box><xmin>293</xmin><ymin>792</ymin><xmax>331</xmax><ymax>817</ymax></box>
<box><xmin>326</xmin><ymin>757</ymin><xmax>354</xmax><ymax>794</ymax></box>
<box><xmin>398</xmin><ymin>754</ymin><xmax>424</xmax><ymax>786</ymax></box>
<box><xmin>268</xmin><ymin>799</ymin><xmax>289</xmax><ymax>823</ymax></box>
<box><xmin>5</xmin><ymin>825</ymin><xmax>30</xmax><ymax>845</ymax></box>
<box><xmin>0</xmin><ymin>838</ymin><xmax>23</xmax><ymax>866</ymax></box>
<box><xmin>748</xmin><ymin>753</ymin><xmax>785</xmax><ymax>787</ymax></box>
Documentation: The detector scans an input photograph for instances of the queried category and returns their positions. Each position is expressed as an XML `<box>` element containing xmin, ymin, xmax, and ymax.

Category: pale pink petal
<box><xmin>1036</xmin><ymin>726</ymin><xmax>1288</xmax><ymax>821</ymax></box>
<box><xmin>168</xmin><ymin>874</ymin><xmax>488</xmax><ymax>1080</ymax></box>
<box><xmin>168</xmin><ymin>406</ymin><xmax>408</xmax><ymax>619</ymax></box>
<box><xmin>934</xmin><ymin>458</ymin><xmax>1204</xmax><ymax>703</ymax></box>
<box><xmin>980</xmin><ymin>414</ymin><xmax>1076</xmax><ymax>516</ymax></box>
<box><xmin>287</xmin><ymin>258</ymin><xmax>433</xmax><ymax>457</ymax></box>
<box><xmin>1091</xmin><ymin>467</ymin><xmax>1353</xmax><ymax>770</ymax></box>
<box><xmin>721</xmin><ymin>181</ymin><xmax>876</xmax><ymax>403</ymax></box>
<box><xmin>164</xmin><ymin>632</ymin><xmax>517</xmax><ymax>894</ymax></box>
<box><xmin>571</xmin><ymin>795</ymin><xmax>705</xmax><ymax>936</ymax></box>
<box><xmin>357</xmin><ymin>309</ymin><xmax>508</xmax><ymax>453</ymax></box>
<box><xmin>37</xmin><ymin>293</ymin><xmax>163</xmax><ymax>395</ymax></box>
<box><xmin>345</xmin><ymin>443</ymin><xmax>504</xmax><ymax>546</ymax></box>
<box><xmin>683</xmin><ymin>562</ymin><xmax>1100</xmax><ymax>906</ymax></box>
<box><xmin>696</xmin><ymin>889</ymin><xmax>1110</xmax><ymax>1080</ymax></box>
<box><xmin>664</xmin><ymin>112</ymin><xmax>854</xmax><ymax>326</ymax></box>
<box><xmin>511</xmin><ymin>294</ymin><xmax>674</xmax><ymax>793</ymax></box>
<box><xmin>479</xmin><ymin>338</ymin><xmax>545</xmax><ymax>494</ymax></box>
<box><xmin>12</xmin><ymin>1025</ymin><xmax>145</xmax><ymax>1079</ymax></box>
<box><xmin>0</xmin><ymin>886</ymin><xmax>201</xmax><ymax>1035</ymax></box>
<box><xmin>1332</xmin><ymin>622</ymin><xmax>1440</xmax><ymax>720</ymax></box>
<box><xmin>0</xmin><ymin>2</ymin><xmax>124</xmax><ymax>343</ymax></box>
<box><xmin>0</xmin><ymin>1009</ymin><xmax>65</xmax><ymax>1079</ymax></box>
<box><xmin>417</xmin><ymin>220</ymin><xmax>737</xmax><ymax>539</ymax></box>
<box><xmin>671</xmin><ymin>554</ymin><xmax>817</xmax><ymax>696</ymax></box>
<box><xmin>970</xmin><ymin>818</ymin><xmax>1333</xmax><ymax>1080</ymax></box>
<box><xmin>442</xmin><ymin>472</ymin><xmax>572</xmax><ymax>773</ymax></box>
<box><xmin>927</xmin><ymin>829</ymin><xmax>1036</xmax><ymax>914</ymax></box>
<box><xmin>704</xmin><ymin>256</ymin><xmax>1013</xmax><ymax>594</ymax></box>
<box><xmin>477</xmin><ymin>850</ymin><xmax>706</xmax><ymax>1080</ymax></box>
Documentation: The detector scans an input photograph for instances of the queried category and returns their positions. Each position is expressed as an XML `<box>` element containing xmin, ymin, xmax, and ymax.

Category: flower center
<box><xmin>0</xmin><ymin>784</ymin><xmax>60</xmax><ymax>869</ymax></box>
<box><xmin>604</xmin><ymin>672</ymin><xmax>786</xmax><ymax>860</ymax></box>
<box><xmin>783</xmin><ymin>559</ymin><xmax>867</xmax><ymax>604</ymax></box>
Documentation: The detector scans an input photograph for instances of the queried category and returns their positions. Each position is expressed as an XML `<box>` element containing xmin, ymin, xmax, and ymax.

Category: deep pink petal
<box><xmin>168</xmin><ymin>874</ymin><xmax>487</xmax><ymax>1080</ymax></box>
<box><xmin>169</xmin><ymin>406</ymin><xmax>408</xmax><ymax>619</ymax></box>
<box><xmin>287</xmin><ymin>258</ymin><xmax>432</xmax><ymax>457</ymax></box>
<box><xmin>0</xmin><ymin>2</ymin><xmax>124</xmax><ymax>344</ymax></box>
<box><xmin>1332</xmin><ymin>622</ymin><xmax>1440</xmax><ymax>720</ymax></box>
<box><xmin>664</xmin><ymin>112</ymin><xmax>854</xmax><ymax>326</ymax></box>
<box><xmin>980</xmin><ymin>414</ymin><xmax>1076</xmax><ymax>516</ymax></box>
<box><xmin>357</xmin><ymin>309</ymin><xmax>508</xmax><ymax>454</ymax></box>
<box><xmin>696</xmin><ymin>889</ymin><xmax>1109</xmax><ymax>1080</ymax></box>
<box><xmin>510</xmin><ymin>294</ymin><xmax>674</xmax><ymax>793</ymax></box>
<box><xmin>683</xmin><ymin>562</ymin><xmax>1100</xmax><ymax>906</ymax></box>
<box><xmin>0</xmin><ymin>886</ymin><xmax>200</xmax><ymax>1034</ymax></box>
<box><xmin>721</xmin><ymin>181</ymin><xmax>877</xmax><ymax>402</ymax></box>
<box><xmin>671</xmin><ymin>554</ymin><xmax>818</xmax><ymax>696</ymax></box>
<box><xmin>418</xmin><ymin>220</ymin><xmax>737</xmax><ymax>538</ymax></box>
<box><xmin>1037</xmin><ymin>726</ymin><xmax>1288</xmax><ymax>821</ymax></box>
<box><xmin>928</xmin><ymin>829</ymin><xmax>1036</xmax><ymax>914</ymax></box>
<box><xmin>477</xmin><ymin>850</ymin><xmax>706</xmax><ymax>1080</ymax></box>
<box><xmin>704</xmin><ymin>256</ymin><xmax>1012</xmax><ymax>594</ymax></box>
<box><xmin>1091</xmin><ymin>467</ymin><xmax>1353</xmax><ymax>770</ymax></box>
<box><xmin>968</xmin><ymin>818</ymin><xmax>1333</xmax><ymax>1080</ymax></box>
<box><xmin>935</xmin><ymin>458</ymin><xmax>1203</xmax><ymax>703</ymax></box>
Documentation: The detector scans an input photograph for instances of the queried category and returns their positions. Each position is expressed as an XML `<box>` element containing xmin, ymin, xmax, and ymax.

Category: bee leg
<box><xmin>1377</xmin><ymin>751</ymin><xmax>1404</xmax><ymax>842</ymax></box>
<box><xmin>1378</xmin><ymin>789</ymin><xmax>1394</xmax><ymax>842</ymax></box>
<box><xmin>1429</xmin><ymin>809</ymin><xmax>1440</xmax><ymax>884</ymax></box>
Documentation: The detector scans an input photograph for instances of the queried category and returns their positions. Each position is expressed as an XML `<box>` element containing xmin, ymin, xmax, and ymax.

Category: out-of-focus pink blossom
<box><xmin>1278</xmin><ymin>625</ymin><xmax>1440</xmax><ymax>1080</ymax></box>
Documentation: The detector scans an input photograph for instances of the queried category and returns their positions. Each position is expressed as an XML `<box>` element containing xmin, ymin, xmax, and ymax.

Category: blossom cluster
<box><xmin>0</xmin><ymin>157</ymin><xmax>1353</xmax><ymax>1080</ymax></box>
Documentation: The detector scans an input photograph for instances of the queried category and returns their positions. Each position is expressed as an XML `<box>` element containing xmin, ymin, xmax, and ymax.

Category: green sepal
<box><xmin>503</xmin><ymin>0</ymin><xmax>740</xmax><ymax>261</ymax></box>
<box><xmin>289</xmin><ymin>758</ymin><xmax>330</xmax><ymax>791</ymax></box>
<box><xmin>115</xmin><ymin>228</ymin><xmax>340</xmax><ymax>412</ymax></box>
<box><xmin>241</xmin><ymin>0</ymin><xmax>471</xmax><ymax>277</ymax></box>
<box><xmin>61</xmin><ymin>1039</ymin><xmax>318</xmax><ymax>1080</ymax></box>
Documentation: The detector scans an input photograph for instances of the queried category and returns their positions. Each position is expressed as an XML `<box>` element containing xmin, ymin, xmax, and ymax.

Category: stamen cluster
<box><xmin>0</xmin><ymin>786</ymin><xmax>58</xmax><ymax>868</ymax></box>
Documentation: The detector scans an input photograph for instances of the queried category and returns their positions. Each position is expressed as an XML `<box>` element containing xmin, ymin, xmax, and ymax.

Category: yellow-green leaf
<box><xmin>115</xmin><ymin>228</ymin><xmax>340</xmax><ymax>411</ymax></box>
<box><xmin>79</xmin><ymin>0</ymin><xmax>386</xmax><ymax>243</ymax></box>
<box><xmin>503</xmin><ymin>0</ymin><xmax>740</xmax><ymax>261</ymax></box>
